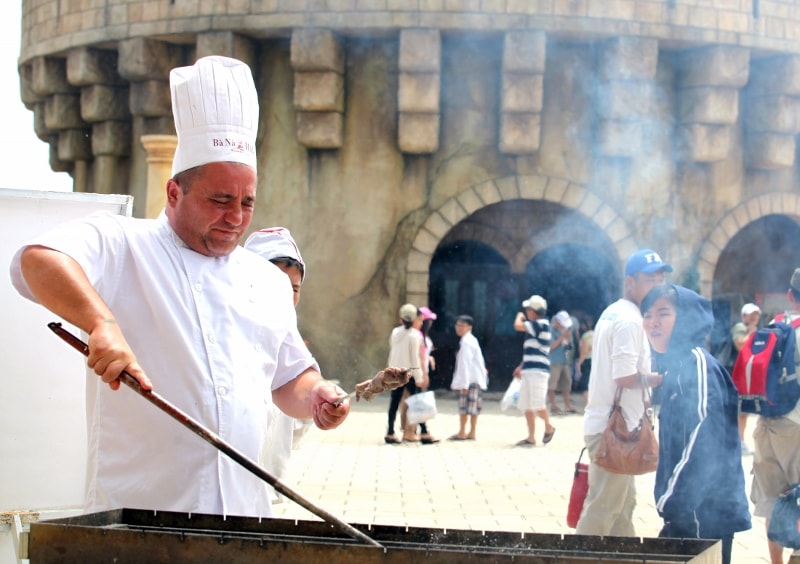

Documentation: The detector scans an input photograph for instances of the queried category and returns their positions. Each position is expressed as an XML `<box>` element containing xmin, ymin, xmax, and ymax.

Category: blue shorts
<box><xmin>458</xmin><ymin>383</ymin><xmax>482</xmax><ymax>416</ymax></box>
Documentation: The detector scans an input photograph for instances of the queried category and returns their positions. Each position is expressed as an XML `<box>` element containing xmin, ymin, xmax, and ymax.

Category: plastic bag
<box><xmin>501</xmin><ymin>378</ymin><xmax>520</xmax><ymax>411</ymax></box>
<box><xmin>405</xmin><ymin>391</ymin><xmax>437</xmax><ymax>425</ymax></box>
<box><xmin>768</xmin><ymin>482</ymin><xmax>800</xmax><ymax>549</ymax></box>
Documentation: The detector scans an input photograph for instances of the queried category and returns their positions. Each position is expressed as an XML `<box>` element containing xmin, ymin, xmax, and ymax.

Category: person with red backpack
<box><xmin>751</xmin><ymin>268</ymin><xmax>800</xmax><ymax>564</ymax></box>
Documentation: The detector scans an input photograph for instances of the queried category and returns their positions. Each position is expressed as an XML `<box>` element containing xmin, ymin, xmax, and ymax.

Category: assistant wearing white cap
<box><xmin>170</xmin><ymin>55</ymin><xmax>260</xmax><ymax>176</ymax></box>
<box><xmin>245</xmin><ymin>227</ymin><xmax>306</xmax><ymax>306</ymax></box>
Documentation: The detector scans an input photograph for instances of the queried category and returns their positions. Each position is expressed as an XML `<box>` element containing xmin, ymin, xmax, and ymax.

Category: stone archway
<box><xmin>405</xmin><ymin>174</ymin><xmax>638</xmax><ymax>307</ymax></box>
<box><xmin>697</xmin><ymin>192</ymin><xmax>800</xmax><ymax>297</ymax></box>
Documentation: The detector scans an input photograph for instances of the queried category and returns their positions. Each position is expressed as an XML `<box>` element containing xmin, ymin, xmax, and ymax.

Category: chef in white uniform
<box><xmin>9</xmin><ymin>56</ymin><xmax>349</xmax><ymax>518</ymax></box>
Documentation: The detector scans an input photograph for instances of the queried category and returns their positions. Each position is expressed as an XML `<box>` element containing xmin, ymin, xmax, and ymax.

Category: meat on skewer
<box><xmin>354</xmin><ymin>367</ymin><xmax>413</xmax><ymax>401</ymax></box>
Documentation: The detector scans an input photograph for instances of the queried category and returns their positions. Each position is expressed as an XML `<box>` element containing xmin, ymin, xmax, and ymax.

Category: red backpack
<box><xmin>731</xmin><ymin>314</ymin><xmax>800</xmax><ymax>417</ymax></box>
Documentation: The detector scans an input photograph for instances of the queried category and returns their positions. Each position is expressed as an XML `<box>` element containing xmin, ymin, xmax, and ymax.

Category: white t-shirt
<box><xmin>583</xmin><ymin>298</ymin><xmax>652</xmax><ymax>435</ymax></box>
<box><xmin>10</xmin><ymin>211</ymin><xmax>317</xmax><ymax>517</ymax></box>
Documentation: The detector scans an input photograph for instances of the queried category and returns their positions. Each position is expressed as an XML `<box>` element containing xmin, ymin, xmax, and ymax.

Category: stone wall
<box><xmin>20</xmin><ymin>1</ymin><xmax>800</xmax><ymax>64</ymax></box>
<box><xmin>18</xmin><ymin>0</ymin><xmax>800</xmax><ymax>387</ymax></box>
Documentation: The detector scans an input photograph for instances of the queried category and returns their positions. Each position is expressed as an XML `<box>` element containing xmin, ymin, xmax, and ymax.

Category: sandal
<box><xmin>515</xmin><ymin>439</ymin><xmax>536</xmax><ymax>447</ymax></box>
<box><xmin>543</xmin><ymin>427</ymin><xmax>556</xmax><ymax>444</ymax></box>
<box><xmin>448</xmin><ymin>434</ymin><xmax>469</xmax><ymax>441</ymax></box>
<box><xmin>420</xmin><ymin>435</ymin><xmax>440</xmax><ymax>444</ymax></box>
<box><xmin>384</xmin><ymin>435</ymin><xmax>401</xmax><ymax>444</ymax></box>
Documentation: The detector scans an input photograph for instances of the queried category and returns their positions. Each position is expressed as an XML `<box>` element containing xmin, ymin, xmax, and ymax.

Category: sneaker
<box><xmin>740</xmin><ymin>441</ymin><xmax>752</xmax><ymax>456</ymax></box>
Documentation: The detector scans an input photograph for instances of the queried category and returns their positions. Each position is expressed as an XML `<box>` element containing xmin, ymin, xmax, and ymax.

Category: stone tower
<box><xmin>19</xmin><ymin>1</ymin><xmax>800</xmax><ymax>389</ymax></box>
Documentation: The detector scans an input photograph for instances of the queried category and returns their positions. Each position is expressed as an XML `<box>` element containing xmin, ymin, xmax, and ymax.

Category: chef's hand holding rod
<box><xmin>48</xmin><ymin>322</ymin><xmax>381</xmax><ymax>549</ymax></box>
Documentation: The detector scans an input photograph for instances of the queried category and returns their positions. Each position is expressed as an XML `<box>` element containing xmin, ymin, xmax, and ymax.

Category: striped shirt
<box><xmin>522</xmin><ymin>319</ymin><xmax>551</xmax><ymax>372</ymax></box>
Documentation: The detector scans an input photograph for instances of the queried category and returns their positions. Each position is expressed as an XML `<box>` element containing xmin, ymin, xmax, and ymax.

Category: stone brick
<box><xmin>676</xmin><ymin>46</ymin><xmax>750</xmax><ymax>88</ymax></box>
<box><xmin>33</xmin><ymin>103</ymin><xmax>52</xmax><ymax>142</ymax></box>
<box><xmin>81</xmin><ymin>85</ymin><xmax>131</xmax><ymax>122</ymax></box>
<box><xmin>117</xmin><ymin>38</ymin><xmax>182</xmax><ymax>81</ymax></box>
<box><xmin>296</xmin><ymin>111</ymin><xmax>343</xmax><ymax>148</ymax></box>
<box><xmin>508</xmin><ymin>0</ymin><xmax>551</xmax><ymax>15</ymax></box>
<box><xmin>291</xmin><ymin>28</ymin><xmax>345</xmax><ymax>73</ymax></box>
<box><xmin>399</xmin><ymin>29</ymin><xmax>441</xmax><ymax>72</ymax></box>
<box><xmin>398</xmin><ymin>112</ymin><xmax>440</xmax><ymax>153</ymax></box>
<box><xmin>678</xmin><ymin>123</ymin><xmax>731</xmax><ymax>162</ymax></box>
<box><xmin>499</xmin><ymin>112</ymin><xmax>541</xmax><ymax>154</ymax></box>
<box><xmin>44</xmin><ymin>93</ymin><xmax>85</xmax><ymax>130</ymax></box>
<box><xmin>32</xmin><ymin>56</ymin><xmax>75</xmax><ymax>96</ymax></box>
<box><xmin>495</xmin><ymin>176</ymin><xmax>520</xmax><ymax>200</ymax></box>
<box><xmin>18</xmin><ymin>64</ymin><xmax>44</xmax><ymax>108</ymax></box>
<box><xmin>718</xmin><ymin>10</ymin><xmax>749</xmax><ymax>33</ymax></box>
<box><xmin>503</xmin><ymin>31</ymin><xmax>547</xmax><ymax>75</ymax></box>
<box><xmin>598</xmin><ymin>36</ymin><xmax>658</xmax><ymax>81</ymax></box>
<box><xmin>746</xmin><ymin>132</ymin><xmax>796</xmax><ymax>170</ymax></box>
<box><xmin>91</xmin><ymin>121</ymin><xmax>132</xmax><ymax>156</ymax></box>
<box><xmin>57</xmin><ymin>128</ymin><xmax>92</xmax><ymax>161</ymax></box>
<box><xmin>66</xmin><ymin>47</ymin><xmax>121</xmax><ymax>87</ymax></box>
<box><xmin>196</xmin><ymin>31</ymin><xmax>256</xmax><ymax>66</ymax></box>
<box><xmin>744</xmin><ymin>95</ymin><xmax>800</xmax><ymax>134</ymax></box>
<box><xmin>596</xmin><ymin>119</ymin><xmax>642</xmax><ymax>157</ymax></box>
<box><xmin>502</xmin><ymin>73</ymin><xmax>543</xmax><ymax>113</ymax></box>
<box><xmin>398</xmin><ymin>72</ymin><xmax>440</xmax><ymax>113</ymax></box>
<box><xmin>129</xmin><ymin>80</ymin><xmax>172</xmax><ymax>118</ymax></box>
<box><xmin>596</xmin><ymin>81</ymin><xmax>651</xmax><ymax>120</ymax></box>
<box><xmin>294</xmin><ymin>71</ymin><xmax>345</xmax><ymax>112</ymax></box>
<box><xmin>748</xmin><ymin>55</ymin><xmax>800</xmax><ymax>96</ymax></box>
<box><xmin>473</xmin><ymin>178</ymin><xmax>502</xmax><ymax>206</ymax></box>
<box><xmin>678</xmin><ymin>87</ymin><xmax>739</xmax><ymax>125</ymax></box>
<box><xmin>586</xmin><ymin>0</ymin><xmax>635</xmax><ymax>19</ymax></box>
<box><xmin>553</xmin><ymin>0</ymin><xmax>585</xmax><ymax>16</ymax></box>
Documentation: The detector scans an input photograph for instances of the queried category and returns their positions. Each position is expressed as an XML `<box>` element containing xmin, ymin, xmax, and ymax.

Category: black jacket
<box><xmin>652</xmin><ymin>285</ymin><xmax>751</xmax><ymax>538</ymax></box>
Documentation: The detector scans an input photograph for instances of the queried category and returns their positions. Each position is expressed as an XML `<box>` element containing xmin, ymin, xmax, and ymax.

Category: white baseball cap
<box><xmin>522</xmin><ymin>295</ymin><xmax>547</xmax><ymax>313</ymax></box>
<box><xmin>741</xmin><ymin>303</ymin><xmax>760</xmax><ymax>316</ymax></box>
<box><xmin>170</xmin><ymin>56</ymin><xmax>259</xmax><ymax>176</ymax></box>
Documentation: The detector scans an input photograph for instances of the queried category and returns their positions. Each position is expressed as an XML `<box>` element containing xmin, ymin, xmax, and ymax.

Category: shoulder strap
<box><xmin>775</xmin><ymin>312</ymin><xmax>800</xmax><ymax>329</ymax></box>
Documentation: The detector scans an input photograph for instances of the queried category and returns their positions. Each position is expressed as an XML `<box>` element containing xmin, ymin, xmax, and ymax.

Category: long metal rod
<box><xmin>47</xmin><ymin>322</ymin><xmax>382</xmax><ymax>549</ymax></box>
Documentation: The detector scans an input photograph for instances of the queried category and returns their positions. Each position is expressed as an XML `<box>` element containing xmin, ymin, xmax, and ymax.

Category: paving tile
<box><xmin>272</xmin><ymin>392</ymin><xmax>771</xmax><ymax>563</ymax></box>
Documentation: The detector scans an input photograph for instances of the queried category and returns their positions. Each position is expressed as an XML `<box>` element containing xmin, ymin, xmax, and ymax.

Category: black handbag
<box><xmin>768</xmin><ymin>482</ymin><xmax>800</xmax><ymax>549</ymax></box>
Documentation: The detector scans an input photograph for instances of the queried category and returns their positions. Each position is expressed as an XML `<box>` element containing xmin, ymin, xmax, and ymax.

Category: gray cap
<box><xmin>399</xmin><ymin>303</ymin><xmax>418</xmax><ymax>322</ymax></box>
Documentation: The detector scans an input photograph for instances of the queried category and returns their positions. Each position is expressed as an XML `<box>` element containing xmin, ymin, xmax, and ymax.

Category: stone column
<box><xmin>291</xmin><ymin>29</ymin><xmax>345</xmax><ymax>149</ymax></box>
<box><xmin>398</xmin><ymin>29</ymin><xmax>441</xmax><ymax>154</ymax></box>
<box><xmin>744</xmin><ymin>55</ymin><xmax>800</xmax><ymax>170</ymax></box>
<box><xmin>500</xmin><ymin>31</ymin><xmax>545</xmax><ymax>154</ymax></box>
<box><xmin>31</xmin><ymin>56</ymin><xmax>85</xmax><ymax>187</ymax></box>
<box><xmin>69</xmin><ymin>47</ymin><xmax>131</xmax><ymax>194</ymax></box>
<box><xmin>675</xmin><ymin>46</ymin><xmax>750</xmax><ymax>163</ymax></box>
<box><xmin>117</xmin><ymin>38</ymin><xmax>181</xmax><ymax>217</ymax></box>
<box><xmin>196</xmin><ymin>31</ymin><xmax>256</xmax><ymax>65</ymax></box>
<box><xmin>140</xmin><ymin>135</ymin><xmax>177</xmax><ymax>219</ymax></box>
<box><xmin>595</xmin><ymin>36</ymin><xmax>658</xmax><ymax>158</ymax></box>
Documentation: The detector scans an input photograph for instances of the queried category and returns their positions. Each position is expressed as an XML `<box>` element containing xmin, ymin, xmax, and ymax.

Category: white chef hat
<box><xmin>169</xmin><ymin>56</ymin><xmax>259</xmax><ymax>177</ymax></box>
<box><xmin>244</xmin><ymin>227</ymin><xmax>306</xmax><ymax>281</ymax></box>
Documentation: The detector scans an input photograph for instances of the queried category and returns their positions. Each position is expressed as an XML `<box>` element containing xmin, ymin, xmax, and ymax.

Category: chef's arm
<box><xmin>273</xmin><ymin>367</ymin><xmax>349</xmax><ymax>430</ymax></box>
<box><xmin>19</xmin><ymin>245</ymin><xmax>151</xmax><ymax>391</ymax></box>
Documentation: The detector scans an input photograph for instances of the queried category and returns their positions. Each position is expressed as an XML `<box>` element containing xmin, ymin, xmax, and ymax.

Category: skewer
<box><xmin>47</xmin><ymin>322</ymin><xmax>383</xmax><ymax>549</ymax></box>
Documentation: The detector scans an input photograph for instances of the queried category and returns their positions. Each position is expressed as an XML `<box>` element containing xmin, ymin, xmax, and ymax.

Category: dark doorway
<box><xmin>525</xmin><ymin>243</ymin><xmax>620</xmax><ymax>324</ymax></box>
<box><xmin>428</xmin><ymin>241</ymin><xmax>521</xmax><ymax>391</ymax></box>
<box><xmin>428</xmin><ymin>239</ymin><xmax>619</xmax><ymax>392</ymax></box>
<box><xmin>711</xmin><ymin>214</ymin><xmax>800</xmax><ymax>350</ymax></box>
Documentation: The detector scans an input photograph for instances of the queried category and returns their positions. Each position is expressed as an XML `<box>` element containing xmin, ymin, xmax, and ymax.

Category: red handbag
<box><xmin>567</xmin><ymin>447</ymin><xmax>589</xmax><ymax>528</ymax></box>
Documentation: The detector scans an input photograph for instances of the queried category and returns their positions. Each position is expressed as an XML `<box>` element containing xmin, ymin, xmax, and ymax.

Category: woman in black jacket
<box><xmin>641</xmin><ymin>284</ymin><xmax>751</xmax><ymax>564</ymax></box>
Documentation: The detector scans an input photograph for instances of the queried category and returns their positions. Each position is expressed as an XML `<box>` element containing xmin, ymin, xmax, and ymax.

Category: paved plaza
<box><xmin>272</xmin><ymin>391</ymin><xmax>772</xmax><ymax>563</ymax></box>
